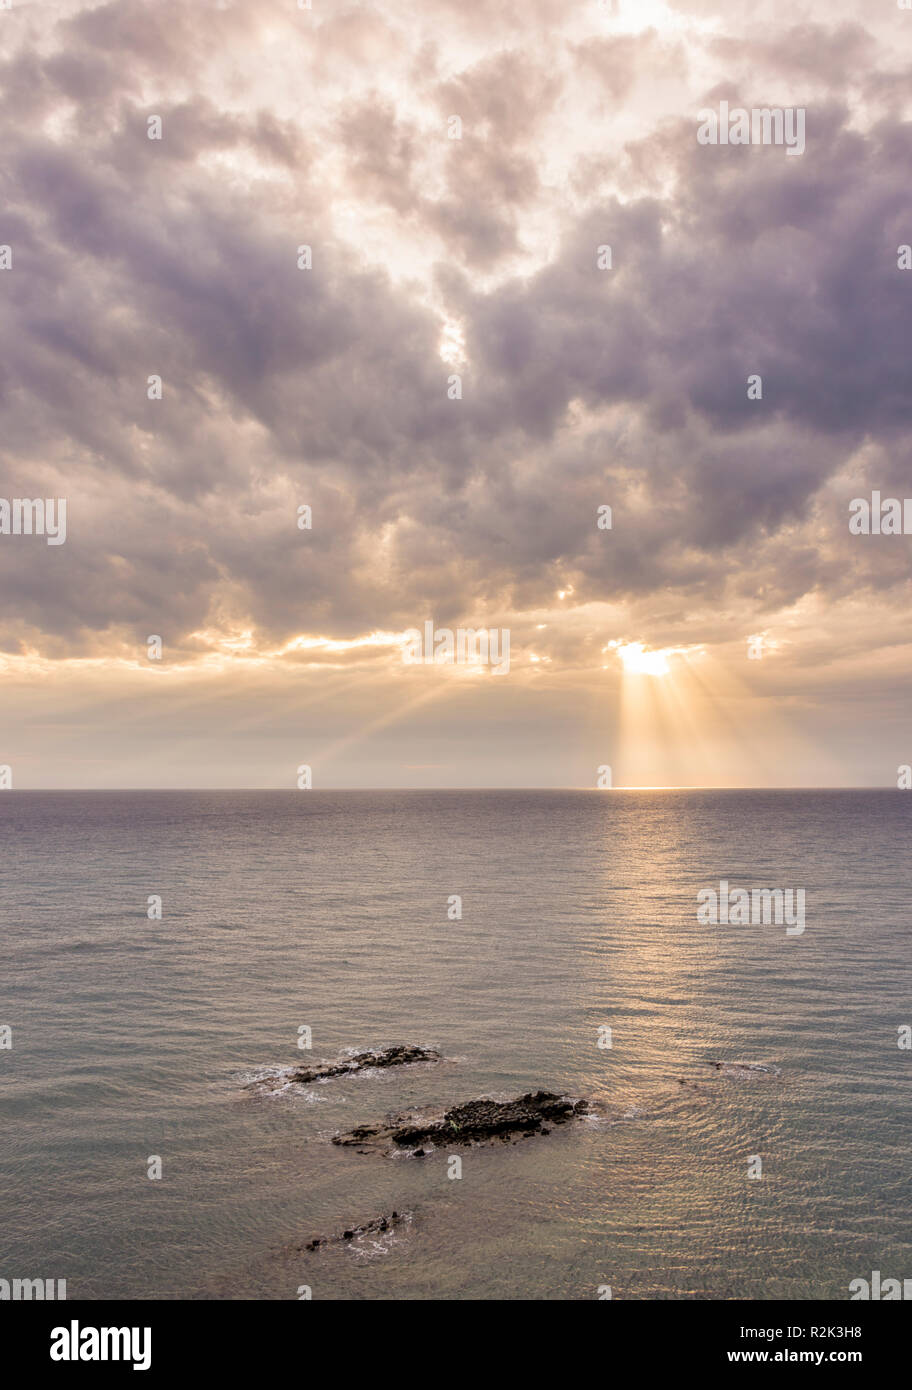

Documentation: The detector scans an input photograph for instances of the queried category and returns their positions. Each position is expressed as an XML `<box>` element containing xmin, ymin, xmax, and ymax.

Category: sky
<box><xmin>1</xmin><ymin>0</ymin><xmax>911</xmax><ymax>789</ymax></box>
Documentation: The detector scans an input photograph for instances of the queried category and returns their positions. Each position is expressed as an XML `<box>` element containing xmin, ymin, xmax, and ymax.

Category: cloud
<box><xmin>2</xmin><ymin>0</ymin><xmax>912</xmax><ymax>787</ymax></box>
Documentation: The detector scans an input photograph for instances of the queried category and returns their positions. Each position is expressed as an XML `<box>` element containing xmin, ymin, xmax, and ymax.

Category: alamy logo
<box><xmin>697</xmin><ymin>880</ymin><xmax>806</xmax><ymax>935</ymax></box>
<box><xmin>50</xmin><ymin>1321</ymin><xmax>151</xmax><ymax>1371</ymax></box>
<box><xmin>849</xmin><ymin>492</ymin><xmax>912</xmax><ymax>534</ymax></box>
<box><xmin>0</xmin><ymin>497</ymin><xmax>67</xmax><ymax>545</ymax></box>
<box><xmin>849</xmin><ymin>1271</ymin><xmax>912</xmax><ymax>1300</ymax></box>
<box><xmin>697</xmin><ymin>102</ymin><xmax>805</xmax><ymax>156</ymax></box>
<box><xmin>0</xmin><ymin>1277</ymin><xmax>66</xmax><ymax>1300</ymax></box>
<box><xmin>403</xmin><ymin>620</ymin><xmax>510</xmax><ymax>675</ymax></box>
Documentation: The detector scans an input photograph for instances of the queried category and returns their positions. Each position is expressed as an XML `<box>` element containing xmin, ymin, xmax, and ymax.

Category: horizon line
<box><xmin>0</xmin><ymin>785</ymin><xmax>898</xmax><ymax>794</ymax></box>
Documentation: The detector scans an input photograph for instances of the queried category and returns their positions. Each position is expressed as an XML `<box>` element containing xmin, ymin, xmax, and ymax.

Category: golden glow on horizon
<box><xmin>608</xmin><ymin>643</ymin><xmax>844</xmax><ymax>789</ymax></box>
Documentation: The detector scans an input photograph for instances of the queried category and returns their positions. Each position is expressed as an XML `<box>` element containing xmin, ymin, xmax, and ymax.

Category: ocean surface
<box><xmin>1</xmin><ymin>789</ymin><xmax>909</xmax><ymax>1300</ymax></box>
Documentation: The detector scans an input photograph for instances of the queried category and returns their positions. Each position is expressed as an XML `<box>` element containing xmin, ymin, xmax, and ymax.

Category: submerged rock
<box><xmin>299</xmin><ymin>1211</ymin><xmax>407</xmax><ymax>1252</ymax></box>
<box><xmin>252</xmin><ymin>1043</ymin><xmax>440</xmax><ymax>1091</ymax></box>
<box><xmin>677</xmin><ymin>1062</ymin><xmax>781</xmax><ymax>1094</ymax></box>
<box><xmin>708</xmin><ymin>1061</ymin><xmax>781</xmax><ymax>1080</ymax></box>
<box><xmin>332</xmin><ymin>1089</ymin><xmax>590</xmax><ymax>1154</ymax></box>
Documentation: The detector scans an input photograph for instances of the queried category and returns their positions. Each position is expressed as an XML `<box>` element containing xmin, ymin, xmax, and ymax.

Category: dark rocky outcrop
<box><xmin>297</xmin><ymin>1211</ymin><xmax>408</xmax><ymax>1251</ymax></box>
<box><xmin>252</xmin><ymin>1044</ymin><xmax>440</xmax><ymax>1091</ymax></box>
<box><xmin>332</xmin><ymin>1090</ymin><xmax>590</xmax><ymax>1154</ymax></box>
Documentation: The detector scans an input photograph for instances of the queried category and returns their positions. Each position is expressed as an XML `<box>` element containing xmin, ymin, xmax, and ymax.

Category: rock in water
<box><xmin>251</xmin><ymin>1043</ymin><xmax>440</xmax><ymax>1091</ymax></box>
<box><xmin>297</xmin><ymin>1211</ymin><xmax>408</xmax><ymax>1252</ymax></box>
<box><xmin>332</xmin><ymin>1090</ymin><xmax>590</xmax><ymax>1154</ymax></box>
<box><xmin>708</xmin><ymin>1061</ymin><xmax>781</xmax><ymax>1081</ymax></box>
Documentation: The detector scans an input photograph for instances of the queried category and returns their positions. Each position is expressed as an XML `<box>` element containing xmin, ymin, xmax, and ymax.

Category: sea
<box><xmin>1</xmin><ymin>789</ymin><xmax>909</xmax><ymax>1300</ymax></box>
